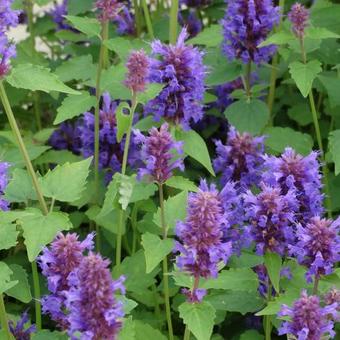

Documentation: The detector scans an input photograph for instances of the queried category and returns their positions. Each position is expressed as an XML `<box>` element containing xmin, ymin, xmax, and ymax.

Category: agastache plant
<box><xmin>145</xmin><ymin>28</ymin><xmax>205</xmax><ymax>129</ymax></box>
<box><xmin>0</xmin><ymin>161</ymin><xmax>10</xmax><ymax>211</ymax></box>
<box><xmin>95</xmin><ymin>0</ymin><xmax>122</xmax><ymax>22</ymax></box>
<box><xmin>288</xmin><ymin>3</ymin><xmax>309</xmax><ymax>39</ymax></box>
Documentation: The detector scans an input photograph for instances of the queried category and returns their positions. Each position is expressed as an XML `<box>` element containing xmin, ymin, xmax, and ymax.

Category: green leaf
<box><xmin>40</xmin><ymin>158</ymin><xmax>92</xmax><ymax>202</ymax></box>
<box><xmin>130</xmin><ymin>180</ymin><xmax>157</xmax><ymax>203</ymax></box>
<box><xmin>188</xmin><ymin>25</ymin><xmax>223</xmax><ymax>47</ymax></box>
<box><xmin>142</xmin><ymin>233</ymin><xmax>174</xmax><ymax>273</ymax></box>
<box><xmin>179</xmin><ymin>301</ymin><xmax>216</xmax><ymax>340</ymax></box>
<box><xmin>136</xmin><ymin>83</ymin><xmax>164</xmax><ymax>105</ymax></box>
<box><xmin>134</xmin><ymin>320</ymin><xmax>167</xmax><ymax>340</ymax></box>
<box><xmin>176</xmin><ymin>129</ymin><xmax>215</xmax><ymax>175</ymax></box>
<box><xmin>116</xmin><ymin>102</ymin><xmax>131</xmax><ymax>142</ymax></box>
<box><xmin>35</xmin><ymin>150</ymin><xmax>82</xmax><ymax>166</ymax></box>
<box><xmin>0</xmin><ymin>223</ymin><xmax>18</xmax><ymax>250</ymax></box>
<box><xmin>54</xmin><ymin>92</ymin><xmax>97</xmax><ymax>124</ymax></box>
<box><xmin>165</xmin><ymin>176</ymin><xmax>198</xmax><ymax>192</ymax></box>
<box><xmin>329</xmin><ymin>130</ymin><xmax>340</xmax><ymax>175</ymax></box>
<box><xmin>0</xmin><ymin>262</ymin><xmax>17</xmax><ymax>294</ymax></box>
<box><xmin>229</xmin><ymin>251</ymin><xmax>263</xmax><ymax>268</ymax></box>
<box><xmin>118</xmin><ymin>174</ymin><xmax>135</xmax><ymax>210</ymax></box>
<box><xmin>306</xmin><ymin>27</ymin><xmax>340</xmax><ymax>40</ymax></box>
<box><xmin>65</xmin><ymin>15</ymin><xmax>101</xmax><ymax>38</ymax></box>
<box><xmin>225</xmin><ymin>99</ymin><xmax>269</xmax><ymax>135</ymax></box>
<box><xmin>22</xmin><ymin>209</ymin><xmax>72</xmax><ymax>261</ymax></box>
<box><xmin>318</xmin><ymin>75</ymin><xmax>340</xmax><ymax>108</ymax></box>
<box><xmin>264</xmin><ymin>127</ymin><xmax>313</xmax><ymax>156</ymax></box>
<box><xmin>153</xmin><ymin>191</ymin><xmax>188</xmax><ymax>232</ymax></box>
<box><xmin>5</xmin><ymin>264</ymin><xmax>32</xmax><ymax>303</ymax></box>
<box><xmin>7</xmin><ymin>64</ymin><xmax>80</xmax><ymax>94</ymax></box>
<box><xmin>133</xmin><ymin>116</ymin><xmax>160</xmax><ymax>131</ymax></box>
<box><xmin>258</xmin><ymin>30</ymin><xmax>295</xmax><ymax>47</ymax></box>
<box><xmin>98</xmin><ymin>174</ymin><xmax>120</xmax><ymax>218</ymax></box>
<box><xmin>240</xmin><ymin>330</ymin><xmax>264</xmax><ymax>340</ymax></box>
<box><xmin>32</xmin><ymin>330</ymin><xmax>68</xmax><ymax>340</ymax></box>
<box><xmin>289</xmin><ymin>60</ymin><xmax>322</xmax><ymax>97</ymax></box>
<box><xmin>4</xmin><ymin>168</ymin><xmax>36</xmax><ymax>203</ymax></box>
<box><xmin>68</xmin><ymin>0</ymin><xmax>93</xmax><ymax>15</ymax></box>
<box><xmin>264</xmin><ymin>252</ymin><xmax>282</xmax><ymax>294</ymax></box>
<box><xmin>119</xmin><ymin>318</ymin><xmax>136</xmax><ymax>340</ymax></box>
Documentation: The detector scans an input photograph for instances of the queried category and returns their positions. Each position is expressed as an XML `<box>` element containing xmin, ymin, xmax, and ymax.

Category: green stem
<box><xmin>245</xmin><ymin>61</ymin><xmax>252</xmax><ymax>98</ymax></box>
<box><xmin>116</xmin><ymin>94</ymin><xmax>138</xmax><ymax>266</ymax></box>
<box><xmin>133</xmin><ymin>0</ymin><xmax>142</xmax><ymax>37</ymax></box>
<box><xmin>0</xmin><ymin>294</ymin><xmax>11</xmax><ymax>340</ymax></box>
<box><xmin>141</xmin><ymin>0</ymin><xmax>154</xmax><ymax>39</ymax></box>
<box><xmin>159</xmin><ymin>184</ymin><xmax>174</xmax><ymax>340</ymax></box>
<box><xmin>169</xmin><ymin>0</ymin><xmax>179</xmax><ymax>44</ymax></box>
<box><xmin>265</xmin><ymin>281</ymin><xmax>272</xmax><ymax>340</ymax></box>
<box><xmin>313</xmin><ymin>275</ymin><xmax>319</xmax><ymax>295</ymax></box>
<box><xmin>31</xmin><ymin>261</ymin><xmax>42</xmax><ymax>330</ymax></box>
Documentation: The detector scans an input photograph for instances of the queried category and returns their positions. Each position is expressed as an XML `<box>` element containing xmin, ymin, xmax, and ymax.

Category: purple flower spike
<box><xmin>288</xmin><ymin>3</ymin><xmax>309</xmax><ymax>38</ymax></box>
<box><xmin>8</xmin><ymin>311</ymin><xmax>36</xmax><ymax>340</ymax></box>
<box><xmin>243</xmin><ymin>183</ymin><xmax>298</xmax><ymax>256</ymax></box>
<box><xmin>278</xmin><ymin>290</ymin><xmax>338</xmax><ymax>340</ymax></box>
<box><xmin>145</xmin><ymin>28</ymin><xmax>206</xmax><ymax>129</ymax></box>
<box><xmin>134</xmin><ymin>123</ymin><xmax>184</xmax><ymax>184</ymax></box>
<box><xmin>65</xmin><ymin>252</ymin><xmax>125</xmax><ymax>340</ymax></box>
<box><xmin>39</xmin><ymin>232</ymin><xmax>94</xmax><ymax>329</ymax></box>
<box><xmin>0</xmin><ymin>161</ymin><xmax>10</xmax><ymax>211</ymax></box>
<box><xmin>222</xmin><ymin>0</ymin><xmax>281</xmax><ymax>64</ymax></box>
<box><xmin>114</xmin><ymin>4</ymin><xmax>135</xmax><ymax>36</ymax></box>
<box><xmin>175</xmin><ymin>180</ymin><xmax>233</xmax><ymax>282</ymax></box>
<box><xmin>95</xmin><ymin>0</ymin><xmax>122</xmax><ymax>22</ymax></box>
<box><xmin>124</xmin><ymin>49</ymin><xmax>150</xmax><ymax>93</ymax></box>
<box><xmin>178</xmin><ymin>11</ymin><xmax>202</xmax><ymax>38</ymax></box>
<box><xmin>289</xmin><ymin>216</ymin><xmax>340</xmax><ymax>283</ymax></box>
<box><xmin>214</xmin><ymin>126</ymin><xmax>265</xmax><ymax>190</ymax></box>
<box><xmin>262</xmin><ymin>148</ymin><xmax>324</xmax><ymax>222</ymax></box>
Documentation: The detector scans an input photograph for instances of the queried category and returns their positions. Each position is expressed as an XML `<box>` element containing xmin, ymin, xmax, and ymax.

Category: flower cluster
<box><xmin>40</xmin><ymin>233</ymin><xmax>125</xmax><ymax>339</ymax></box>
<box><xmin>0</xmin><ymin>161</ymin><xmax>10</xmax><ymax>211</ymax></box>
<box><xmin>50</xmin><ymin>0</ymin><xmax>69</xmax><ymax>31</ymax></box>
<box><xmin>95</xmin><ymin>0</ymin><xmax>122</xmax><ymax>22</ymax></box>
<box><xmin>262</xmin><ymin>148</ymin><xmax>324</xmax><ymax>222</ymax></box>
<box><xmin>8</xmin><ymin>311</ymin><xmax>36</xmax><ymax>340</ymax></box>
<box><xmin>134</xmin><ymin>123</ymin><xmax>184</xmax><ymax>184</ymax></box>
<box><xmin>278</xmin><ymin>290</ymin><xmax>337</xmax><ymax>340</ymax></box>
<box><xmin>222</xmin><ymin>0</ymin><xmax>280</xmax><ymax>64</ymax></box>
<box><xmin>145</xmin><ymin>28</ymin><xmax>205</xmax><ymax>129</ymax></box>
<box><xmin>289</xmin><ymin>216</ymin><xmax>340</xmax><ymax>283</ymax></box>
<box><xmin>288</xmin><ymin>3</ymin><xmax>309</xmax><ymax>38</ymax></box>
<box><xmin>243</xmin><ymin>183</ymin><xmax>298</xmax><ymax>256</ymax></box>
<box><xmin>175</xmin><ymin>180</ymin><xmax>233</xmax><ymax>301</ymax></box>
<box><xmin>113</xmin><ymin>3</ymin><xmax>135</xmax><ymax>36</ymax></box>
<box><xmin>214</xmin><ymin>126</ymin><xmax>265</xmax><ymax>189</ymax></box>
<box><xmin>0</xmin><ymin>0</ymin><xmax>19</xmax><ymax>77</ymax></box>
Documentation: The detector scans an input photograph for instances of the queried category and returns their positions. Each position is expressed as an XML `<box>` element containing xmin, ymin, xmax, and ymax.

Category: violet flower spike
<box><xmin>95</xmin><ymin>0</ymin><xmax>122</xmax><ymax>22</ymax></box>
<box><xmin>278</xmin><ymin>290</ymin><xmax>338</xmax><ymax>340</ymax></box>
<box><xmin>0</xmin><ymin>161</ymin><xmax>10</xmax><ymax>211</ymax></box>
<box><xmin>145</xmin><ymin>28</ymin><xmax>206</xmax><ymax>129</ymax></box>
<box><xmin>134</xmin><ymin>123</ymin><xmax>184</xmax><ymax>184</ymax></box>
<box><xmin>8</xmin><ymin>310</ymin><xmax>36</xmax><ymax>340</ymax></box>
<box><xmin>288</xmin><ymin>3</ymin><xmax>309</xmax><ymax>38</ymax></box>
<box><xmin>65</xmin><ymin>252</ymin><xmax>125</xmax><ymax>340</ymax></box>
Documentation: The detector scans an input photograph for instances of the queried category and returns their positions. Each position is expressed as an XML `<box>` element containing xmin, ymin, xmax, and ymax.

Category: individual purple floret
<box><xmin>39</xmin><ymin>232</ymin><xmax>94</xmax><ymax>330</ymax></box>
<box><xmin>114</xmin><ymin>4</ymin><xmax>135</xmax><ymax>36</ymax></box>
<box><xmin>79</xmin><ymin>92</ymin><xmax>137</xmax><ymax>182</ymax></box>
<box><xmin>222</xmin><ymin>0</ymin><xmax>280</xmax><ymax>64</ymax></box>
<box><xmin>134</xmin><ymin>123</ymin><xmax>184</xmax><ymax>184</ymax></box>
<box><xmin>124</xmin><ymin>49</ymin><xmax>150</xmax><ymax>93</ymax></box>
<box><xmin>289</xmin><ymin>216</ymin><xmax>340</xmax><ymax>283</ymax></box>
<box><xmin>48</xmin><ymin>121</ymin><xmax>82</xmax><ymax>154</ymax></box>
<box><xmin>8</xmin><ymin>311</ymin><xmax>36</xmax><ymax>340</ymax></box>
<box><xmin>288</xmin><ymin>3</ymin><xmax>309</xmax><ymax>38</ymax></box>
<box><xmin>175</xmin><ymin>180</ymin><xmax>233</xmax><ymax>302</ymax></box>
<box><xmin>65</xmin><ymin>252</ymin><xmax>125</xmax><ymax>340</ymax></box>
<box><xmin>262</xmin><ymin>148</ymin><xmax>324</xmax><ymax>222</ymax></box>
<box><xmin>144</xmin><ymin>28</ymin><xmax>205</xmax><ymax>129</ymax></box>
<box><xmin>178</xmin><ymin>11</ymin><xmax>202</xmax><ymax>38</ymax></box>
<box><xmin>50</xmin><ymin>0</ymin><xmax>69</xmax><ymax>30</ymax></box>
<box><xmin>278</xmin><ymin>290</ymin><xmax>338</xmax><ymax>340</ymax></box>
<box><xmin>0</xmin><ymin>161</ymin><xmax>10</xmax><ymax>211</ymax></box>
<box><xmin>243</xmin><ymin>183</ymin><xmax>298</xmax><ymax>256</ymax></box>
<box><xmin>0</xmin><ymin>0</ymin><xmax>19</xmax><ymax>78</ymax></box>
<box><xmin>324</xmin><ymin>288</ymin><xmax>340</xmax><ymax>321</ymax></box>
<box><xmin>95</xmin><ymin>0</ymin><xmax>122</xmax><ymax>22</ymax></box>
<box><xmin>214</xmin><ymin>126</ymin><xmax>265</xmax><ymax>190</ymax></box>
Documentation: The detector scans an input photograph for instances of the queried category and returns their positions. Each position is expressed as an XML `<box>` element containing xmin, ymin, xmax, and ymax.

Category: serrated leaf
<box><xmin>0</xmin><ymin>262</ymin><xmax>17</xmax><ymax>294</ymax></box>
<box><xmin>116</xmin><ymin>102</ymin><xmax>131</xmax><ymax>142</ymax></box>
<box><xmin>289</xmin><ymin>60</ymin><xmax>322</xmax><ymax>97</ymax></box>
<box><xmin>188</xmin><ymin>25</ymin><xmax>223</xmax><ymax>47</ymax></box>
<box><xmin>264</xmin><ymin>252</ymin><xmax>282</xmax><ymax>294</ymax></box>
<box><xmin>118</xmin><ymin>318</ymin><xmax>136</xmax><ymax>340</ymax></box>
<box><xmin>65</xmin><ymin>15</ymin><xmax>101</xmax><ymax>38</ymax></box>
<box><xmin>0</xmin><ymin>223</ymin><xmax>18</xmax><ymax>250</ymax></box>
<box><xmin>306</xmin><ymin>27</ymin><xmax>340</xmax><ymax>40</ymax></box>
<box><xmin>142</xmin><ymin>233</ymin><xmax>174</xmax><ymax>273</ymax></box>
<box><xmin>329</xmin><ymin>130</ymin><xmax>340</xmax><ymax>175</ymax></box>
<box><xmin>153</xmin><ymin>191</ymin><xmax>188</xmax><ymax>232</ymax></box>
<box><xmin>5</xmin><ymin>264</ymin><xmax>32</xmax><ymax>303</ymax></box>
<box><xmin>22</xmin><ymin>209</ymin><xmax>72</xmax><ymax>261</ymax></box>
<box><xmin>7</xmin><ymin>64</ymin><xmax>79</xmax><ymax>94</ymax></box>
<box><xmin>130</xmin><ymin>180</ymin><xmax>157</xmax><ymax>203</ymax></box>
<box><xmin>258</xmin><ymin>30</ymin><xmax>295</xmax><ymax>47</ymax></box>
<box><xmin>318</xmin><ymin>75</ymin><xmax>340</xmax><ymax>108</ymax></box>
<box><xmin>264</xmin><ymin>127</ymin><xmax>313</xmax><ymax>156</ymax></box>
<box><xmin>40</xmin><ymin>158</ymin><xmax>92</xmax><ymax>202</ymax></box>
<box><xmin>98</xmin><ymin>173</ymin><xmax>120</xmax><ymax>218</ymax></box>
<box><xmin>176</xmin><ymin>129</ymin><xmax>215</xmax><ymax>175</ymax></box>
<box><xmin>54</xmin><ymin>92</ymin><xmax>97</xmax><ymax>124</ymax></box>
<box><xmin>35</xmin><ymin>150</ymin><xmax>82</xmax><ymax>166</ymax></box>
<box><xmin>118</xmin><ymin>174</ymin><xmax>135</xmax><ymax>210</ymax></box>
<box><xmin>165</xmin><ymin>176</ymin><xmax>198</xmax><ymax>192</ymax></box>
<box><xmin>179</xmin><ymin>301</ymin><xmax>216</xmax><ymax>340</ymax></box>
<box><xmin>225</xmin><ymin>99</ymin><xmax>269</xmax><ymax>135</ymax></box>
